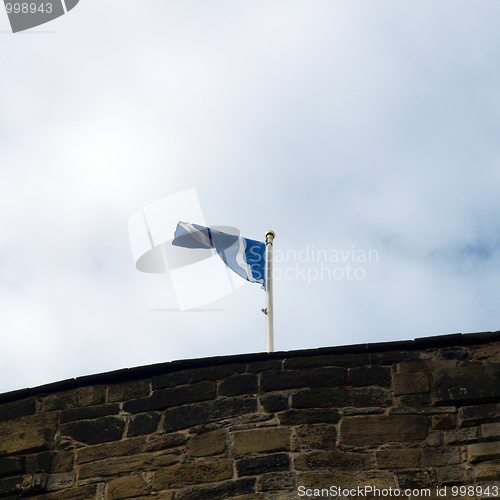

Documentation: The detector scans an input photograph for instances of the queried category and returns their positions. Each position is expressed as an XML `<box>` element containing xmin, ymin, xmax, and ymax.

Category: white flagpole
<box><xmin>265</xmin><ymin>230</ymin><xmax>275</xmax><ymax>353</ymax></box>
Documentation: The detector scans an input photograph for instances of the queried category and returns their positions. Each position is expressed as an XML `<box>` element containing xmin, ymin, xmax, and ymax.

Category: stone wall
<box><xmin>2</xmin><ymin>331</ymin><xmax>500</xmax><ymax>499</ymax></box>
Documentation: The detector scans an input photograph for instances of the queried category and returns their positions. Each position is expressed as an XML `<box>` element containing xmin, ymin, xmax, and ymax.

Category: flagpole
<box><xmin>265</xmin><ymin>230</ymin><xmax>275</xmax><ymax>353</ymax></box>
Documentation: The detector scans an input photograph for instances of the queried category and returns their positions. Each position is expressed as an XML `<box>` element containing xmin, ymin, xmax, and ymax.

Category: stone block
<box><xmin>341</xmin><ymin>415</ymin><xmax>428</xmax><ymax>446</ymax></box>
<box><xmin>468</xmin><ymin>442</ymin><xmax>500</xmax><ymax>463</ymax></box>
<box><xmin>60</xmin><ymin>403</ymin><xmax>120</xmax><ymax>424</ymax></box>
<box><xmin>107</xmin><ymin>379</ymin><xmax>151</xmax><ymax>402</ymax></box>
<box><xmin>188</xmin><ymin>429</ymin><xmax>226</xmax><ymax>457</ymax></box>
<box><xmin>77</xmin><ymin>436</ymin><xmax>145</xmax><ymax>464</ymax></box>
<box><xmin>45</xmin><ymin>473</ymin><xmax>76</xmax><ymax>491</ymax></box>
<box><xmin>260</xmin><ymin>395</ymin><xmax>288</xmax><ymax>413</ymax></box>
<box><xmin>292</xmin><ymin>387</ymin><xmax>391</xmax><ymax>409</ymax></box>
<box><xmin>174</xmin><ymin>478</ymin><xmax>256</xmax><ymax>500</ymax></box>
<box><xmin>482</xmin><ymin>422</ymin><xmax>500</xmax><ymax>440</ymax></box>
<box><xmin>145</xmin><ymin>433</ymin><xmax>186</xmax><ymax>452</ymax></box>
<box><xmin>459</xmin><ymin>403</ymin><xmax>500</xmax><ymax>427</ymax></box>
<box><xmin>437</xmin><ymin>347</ymin><xmax>470</xmax><ymax>360</ymax></box>
<box><xmin>127</xmin><ymin>412</ymin><xmax>161</xmax><ymax>437</ymax></box>
<box><xmin>162</xmin><ymin>396</ymin><xmax>257</xmax><ymax>432</ymax></box>
<box><xmin>431</xmin><ymin>413</ymin><xmax>455</xmax><ymax>430</ymax></box>
<box><xmin>107</xmin><ymin>475</ymin><xmax>150</xmax><ymax>499</ymax></box>
<box><xmin>396</xmin><ymin>470</ymin><xmax>435</xmax><ymax>489</ymax></box>
<box><xmin>420</xmin><ymin>447</ymin><xmax>461</xmax><ymax>467</ymax></box>
<box><xmin>258</xmin><ymin>472</ymin><xmax>295</xmax><ymax>492</ymax></box>
<box><xmin>219</xmin><ymin>374</ymin><xmax>258</xmax><ymax>396</ymax></box>
<box><xmin>60</xmin><ymin>416</ymin><xmax>125</xmax><ymax>445</ymax></box>
<box><xmin>232</xmin><ymin>428</ymin><xmax>290</xmax><ymax>455</ymax></box>
<box><xmin>0</xmin><ymin>397</ymin><xmax>37</xmax><ymax>422</ymax></box>
<box><xmin>42</xmin><ymin>386</ymin><xmax>106</xmax><ymax>411</ymax></box>
<box><xmin>394</xmin><ymin>372</ymin><xmax>429</xmax><ymax>395</ymax></box>
<box><xmin>376</xmin><ymin>449</ymin><xmax>420</xmax><ymax>469</ymax></box>
<box><xmin>78</xmin><ymin>454</ymin><xmax>151</xmax><ymax>479</ymax></box>
<box><xmin>152</xmin><ymin>364</ymin><xmax>246</xmax><ymax>389</ymax></box>
<box><xmin>433</xmin><ymin>365</ymin><xmax>500</xmax><ymax>405</ymax></box>
<box><xmin>436</xmin><ymin>465</ymin><xmax>472</xmax><ymax>486</ymax></box>
<box><xmin>396</xmin><ymin>393</ymin><xmax>431</xmax><ymax>407</ymax></box>
<box><xmin>236</xmin><ymin>453</ymin><xmax>290</xmax><ymax>476</ymax></box>
<box><xmin>347</xmin><ymin>366</ymin><xmax>391</xmax><ymax>387</ymax></box>
<box><xmin>123</xmin><ymin>381</ymin><xmax>216</xmax><ymax>414</ymax></box>
<box><xmin>294</xmin><ymin>450</ymin><xmax>372</xmax><ymax>471</ymax></box>
<box><xmin>152</xmin><ymin>460</ymin><xmax>233</xmax><ymax>489</ymax></box>
<box><xmin>398</xmin><ymin>360</ymin><xmax>457</xmax><ymax>372</ymax></box>
<box><xmin>278</xmin><ymin>409</ymin><xmax>340</xmax><ymax>425</ymax></box>
<box><xmin>475</xmin><ymin>460</ymin><xmax>500</xmax><ymax>480</ymax></box>
<box><xmin>49</xmin><ymin>451</ymin><xmax>75</xmax><ymax>473</ymax></box>
<box><xmin>444</xmin><ymin>427</ymin><xmax>479</xmax><ymax>445</ymax></box>
<box><xmin>295</xmin><ymin>424</ymin><xmax>336</xmax><ymax>450</ymax></box>
<box><xmin>0</xmin><ymin>413</ymin><xmax>57</xmax><ymax>455</ymax></box>
<box><xmin>260</xmin><ymin>368</ymin><xmax>345</xmax><ymax>392</ymax></box>
<box><xmin>0</xmin><ymin>456</ymin><xmax>25</xmax><ymax>477</ymax></box>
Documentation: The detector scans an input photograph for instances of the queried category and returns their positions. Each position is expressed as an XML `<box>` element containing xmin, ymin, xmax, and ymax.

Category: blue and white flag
<box><xmin>172</xmin><ymin>222</ymin><xmax>266</xmax><ymax>287</ymax></box>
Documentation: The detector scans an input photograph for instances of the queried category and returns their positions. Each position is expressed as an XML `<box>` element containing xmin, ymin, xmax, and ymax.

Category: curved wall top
<box><xmin>1</xmin><ymin>331</ymin><xmax>500</xmax><ymax>499</ymax></box>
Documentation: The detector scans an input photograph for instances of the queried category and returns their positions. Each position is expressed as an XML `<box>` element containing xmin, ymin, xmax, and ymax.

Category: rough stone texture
<box><xmin>376</xmin><ymin>449</ymin><xmax>420</xmax><ymax>469</ymax></box>
<box><xmin>433</xmin><ymin>365</ymin><xmax>500</xmax><ymax>405</ymax></box>
<box><xmin>107</xmin><ymin>475</ymin><xmax>150</xmax><ymax>499</ymax></box>
<box><xmin>0</xmin><ymin>413</ymin><xmax>57</xmax><ymax>455</ymax></box>
<box><xmin>393</xmin><ymin>372</ymin><xmax>429</xmax><ymax>395</ymax></box>
<box><xmin>188</xmin><ymin>428</ymin><xmax>226</xmax><ymax>457</ymax></box>
<box><xmin>341</xmin><ymin>415</ymin><xmax>428</xmax><ymax>446</ymax></box>
<box><xmin>232</xmin><ymin>428</ymin><xmax>291</xmax><ymax>455</ymax></box>
<box><xmin>152</xmin><ymin>460</ymin><xmax>233</xmax><ymax>490</ymax></box>
<box><xmin>468</xmin><ymin>442</ymin><xmax>500</xmax><ymax>463</ymax></box>
<box><xmin>1</xmin><ymin>333</ymin><xmax>500</xmax><ymax>498</ymax></box>
<box><xmin>60</xmin><ymin>416</ymin><xmax>125</xmax><ymax>445</ymax></box>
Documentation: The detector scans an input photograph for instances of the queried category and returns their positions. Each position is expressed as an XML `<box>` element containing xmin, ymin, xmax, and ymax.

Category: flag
<box><xmin>172</xmin><ymin>222</ymin><xmax>266</xmax><ymax>287</ymax></box>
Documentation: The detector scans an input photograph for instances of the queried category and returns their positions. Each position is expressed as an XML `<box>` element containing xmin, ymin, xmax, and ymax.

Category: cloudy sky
<box><xmin>2</xmin><ymin>0</ymin><xmax>500</xmax><ymax>394</ymax></box>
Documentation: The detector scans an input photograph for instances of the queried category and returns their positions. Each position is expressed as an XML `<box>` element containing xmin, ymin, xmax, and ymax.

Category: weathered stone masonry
<box><xmin>2</xmin><ymin>331</ymin><xmax>500</xmax><ymax>499</ymax></box>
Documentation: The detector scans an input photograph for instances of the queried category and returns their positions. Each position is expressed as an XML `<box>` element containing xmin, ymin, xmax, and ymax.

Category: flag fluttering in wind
<box><xmin>172</xmin><ymin>222</ymin><xmax>266</xmax><ymax>287</ymax></box>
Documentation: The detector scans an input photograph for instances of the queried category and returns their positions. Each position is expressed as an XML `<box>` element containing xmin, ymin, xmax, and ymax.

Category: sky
<box><xmin>2</xmin><ymin>0</ymin><xmax>500</xmax><ymax>394</ymax></box>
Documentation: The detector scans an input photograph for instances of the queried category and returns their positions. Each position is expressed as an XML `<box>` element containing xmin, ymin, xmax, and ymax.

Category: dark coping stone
<box><xmin>260</xmin><ymin>394</ymin><xmax>289</xmax><ymax>413</ymax></box>
<box><xmin>278</xmin><ymin>409</ymin><xmax>341</xmax><ymax>425</ymax></box>
<box><xmin>236</xmin><ymin>453</ymin><xmax>290</xmax><ymax>477</ymax></box>
<box><xmin>60</xmin><ymin>403</ymin><xmax>120</xmax><ymax>424</ymax></box>
<box><xmin>163</xmin><ymin>396</ymin><xmax>257</xmax><ymax>433</ymax></box>
<box><xmin>292</xmin><ymin>387</ymin><xmax>392</xmax><ymax>409</ymax></box>
<box><xmin>219</xmin><ymin>374</ymin><xmax>258</xmax><ymax>397</ymax></box>
<box><xmin>127</xmin><ymin>412</ymin><xmax>161</xmax><ymax>437</ymax></box>
<box><xmin>459</xmin><ymin>403</ymin><xmax>500</xmax><ymax>428</ymax></box>
<box><xmin>433</xmin><ymin>365</ymin><xmax>500</xmax><ymax>405</ymax></box>
<box><xmin>60</xmin><ymin>416</ymin><xmax>125</xmax><ymax>445</ymax></box>
<box><xmin>0</xmin><ymin>398</ymin><xmax>37</xmax><ymax>422</ymax></box>
<box><xmin>174</xmin><ymin>478</ymin><xmax>256</xmax><ymax>500</ymax></box>
<box><xmin>123</xmin><ymin>381</ymin><xmax>217</xmax><ymax>414</ymax></box>
<box><xmin>152</xmin><ymin>364</ymin><xmax>247</xmax><ymax>390</ymax></box>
